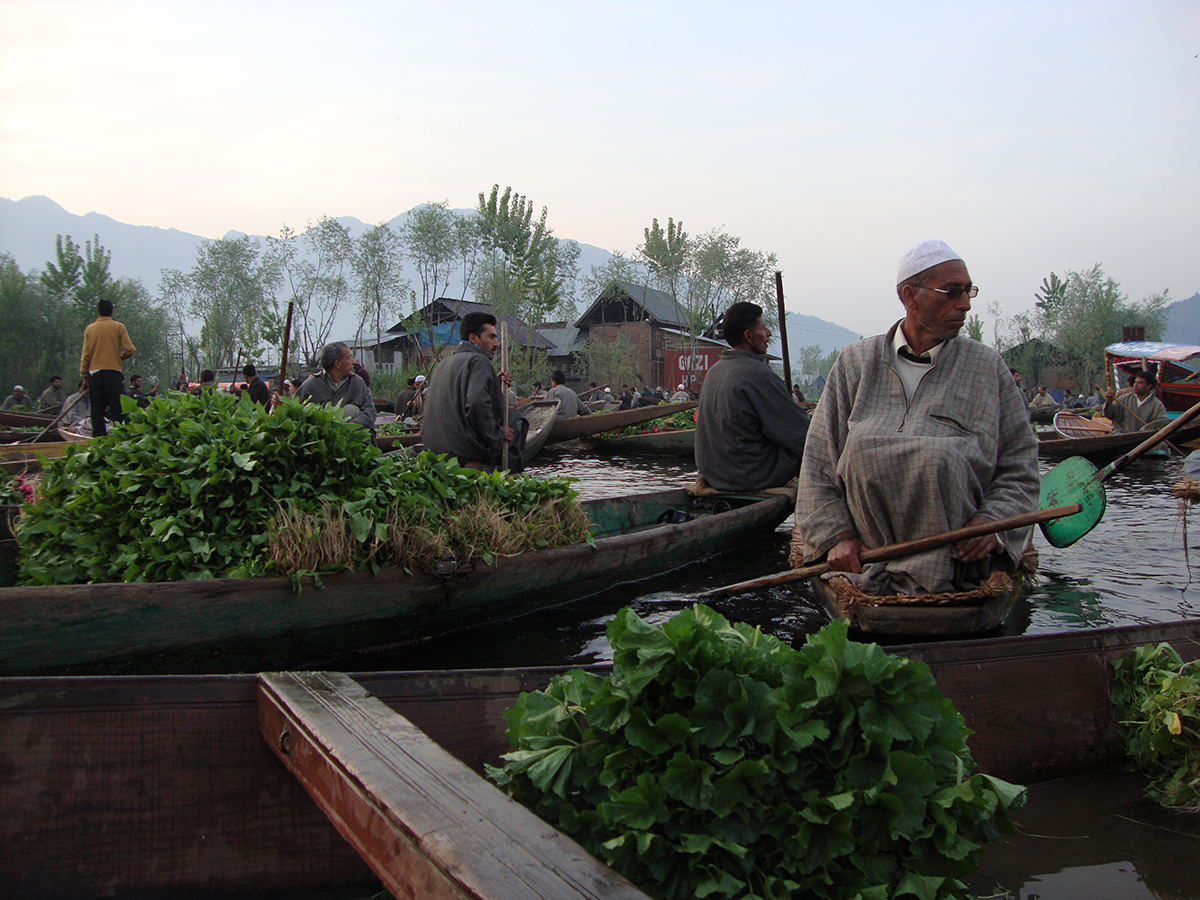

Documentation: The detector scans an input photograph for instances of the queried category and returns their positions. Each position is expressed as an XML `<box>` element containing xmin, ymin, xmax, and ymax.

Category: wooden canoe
<box><xmin>586</xmin><ymin>426</ymin><xmax>696</xmax><ymax>457</ymax></box>
<box><xmin>0</xmin><ymin>409</ymin><xmax>55</xmax><ymax>428</ymax></box>
<box><xmin>544</xmin><ymin>400</ymin><xmax>697</xmax><ymax>444</ymax></box>
<box><xmin>0</xmin><ymin>487</ymin><xmax>794</xmax><ymax>675</ymax></box>
<box><xmin>811</xmin><ymin>567</ymin><xmax>1022</xmax><ymax>636</ymax></box>
<box><xmin>1027</xmin><ymin>401</ymin><xmax>1061</xmax><ymax>423</ymax></box>
<box><xmin>1053</xmin><ymin>410</ymin><xmax>1111</xmax><ymax>438</ymax></box>
<box><xmin>2</xmin><ymin>617</ymin><xmax>1197</xmax><ymax>899</ymax></box>
<box><xmin>1038</xmin><ymin>419</ymin><xmax>1200</xmax><ymax>461</ymax></box>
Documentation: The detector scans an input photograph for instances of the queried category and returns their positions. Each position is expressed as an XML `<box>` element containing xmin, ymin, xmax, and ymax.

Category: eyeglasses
<box><xmin>921</xmin><ymin>284</ymin><xmax>978</xmax><ymax>300</ymax></box>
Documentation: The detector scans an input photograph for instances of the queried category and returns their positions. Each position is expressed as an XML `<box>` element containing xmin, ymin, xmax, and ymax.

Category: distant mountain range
<box><xmin>1164</xmin><ymin>294</ymin><xmax>1200</xmax><ymax>345</ymax></box>
<box><xmin>0</xmin><ymin>195</ymin><xmax>863</xmax><ymax>352</ymax></box>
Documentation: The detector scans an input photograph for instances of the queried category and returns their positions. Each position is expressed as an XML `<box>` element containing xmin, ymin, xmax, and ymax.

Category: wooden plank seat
<box><xmin>257</xmin><ymin>671</ymin><xmax>652</xmax><ymax>900</ymax></box>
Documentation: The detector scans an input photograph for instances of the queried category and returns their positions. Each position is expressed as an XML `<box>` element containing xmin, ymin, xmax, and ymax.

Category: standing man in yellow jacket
<box><xmin>79</xmin><ymin>299</ymin><xmax>135</xmax><ymax>436</ymax></box>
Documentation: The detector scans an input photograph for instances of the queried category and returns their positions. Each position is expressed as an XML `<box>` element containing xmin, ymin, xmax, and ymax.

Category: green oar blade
<box><xmin>1038</xmin><ymin>455</ymin><xmax>1107</xmax><ymax>548</ymax></box>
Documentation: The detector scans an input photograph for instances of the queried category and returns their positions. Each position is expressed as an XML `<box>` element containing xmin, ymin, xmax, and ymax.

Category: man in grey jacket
<box><xmin>794</xmin><ymin>239</ymin><xmax>1038</xmax><ymax>595</ymax></box>
<box><xmin>296</xmin><ymin>341</ymin><xmax>376</xmax><ymax>434</ymax></box>
<box><xmin>695</xmin><ymin>301</ymin><xmax>810</xmax><ymax>492</ymax></box>
<box><xmin>421</xmin><ymin>312</ymin><xmax>515</xmax><ymax>470</ymax></box>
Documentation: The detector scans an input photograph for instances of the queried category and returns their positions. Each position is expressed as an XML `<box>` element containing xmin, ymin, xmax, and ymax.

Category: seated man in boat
<box><xmin>1030</xmin><ymin>385</ymin><xmax>1057</xmax><ymax>409</ymax></box>
<box><xmin>1104</xmin><ymin>371</ymin><xmax>1168</xmax><ymax>435</ymax></box>
<box><xmin>296</xmin><ymin>342</ymin><xmax>377</xmax><ymax>434</ymax></box>
<box><xmin>794</xmin><ymin>239</ymin><xmax>1039</xmax><ymax>595</ymax></box>
<box><xmin>421</xmin><ymin>311</ymin><xmax>519</xmax><ymax>471</ymax></box>
<box><xmin>545</xmin><ymin>371</ymin><xmax>591</xmax><ymax>419</ymax></box>
<box><xmin>37</xmin><ymin>376</ymin><xmax>65</xmax><ymax>415</ymax></box>
<box><xmin>694</xmin><ymin>301</ymin><xmax>810</xmax><ymax>492</ymax></box>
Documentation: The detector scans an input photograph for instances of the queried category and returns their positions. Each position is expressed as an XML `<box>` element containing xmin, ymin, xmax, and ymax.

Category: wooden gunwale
<box><xmin>544</xmin><ymin>400</ymin><xmax>697</xmax><ymax>444</ymax></box>
<box><xmin>2</xmin><ymin>617</ymin><xmax>1197</xmax><ymax>899</ymax></box>
<box><xmin>0</xmin><ymin>488</ymin><xmax>792</xmax><ymax>674</ymax></box>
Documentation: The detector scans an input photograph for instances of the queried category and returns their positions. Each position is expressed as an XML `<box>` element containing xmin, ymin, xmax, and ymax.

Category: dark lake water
<box><xmin>330</xmin><ymin>444</ymin><xmax>1200</xmax><ymax>900</ymax></box>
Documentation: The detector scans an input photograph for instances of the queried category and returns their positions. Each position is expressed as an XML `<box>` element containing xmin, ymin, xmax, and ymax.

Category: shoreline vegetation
<box><xmin>12</xmin><ymin>390</ymin><xmax>590</xmax><ymax>586</ymax></box>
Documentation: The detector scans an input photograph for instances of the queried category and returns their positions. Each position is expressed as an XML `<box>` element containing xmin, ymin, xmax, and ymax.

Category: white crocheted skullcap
<box><xmin>896</xmin><ymin>239</ymin><xmax>962</xmax><ymax>284</ymax></box>
<box><xmin>414</xmin><ymin>375</ymin><xmax>426</xmax><ymax>382</ymax></box>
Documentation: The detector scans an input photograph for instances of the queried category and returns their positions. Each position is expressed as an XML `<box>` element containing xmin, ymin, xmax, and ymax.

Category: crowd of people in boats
<box><xmin>19</xmin><ymin>239</ymin><xmax>1183</xmax><ymax>599</ymax></box>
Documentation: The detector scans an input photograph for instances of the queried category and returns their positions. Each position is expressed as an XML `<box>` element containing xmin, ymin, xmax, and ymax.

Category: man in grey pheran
<box><xmin>794</xmin><ymin>239</ymin><xmax>1039</xmax><ymax>595</ymax></box>
<box><xmin>296</xmin><ymin>341</ymin><xmax>376</xmax><ymax>433</ymax></box>
<box><xmin>421</xmin><ymin>311</ymin><xmax>516</xmax><ymax>471</ymax></box>
<box><xmin>694</xmin><ymin>301</ymin><xmax>810</xmax><ymax>492</ymax></box>
<box><xmin>1104</xmin><ymin>371</ymin><xmax>1168</xmax><ymax>435</ymax></box>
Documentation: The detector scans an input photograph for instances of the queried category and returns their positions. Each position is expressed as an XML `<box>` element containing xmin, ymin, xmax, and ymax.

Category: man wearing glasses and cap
<box><xmin>793</xmin><ymin>239</ymin><xmax>1038</xmax><ymax>595</ymax></box>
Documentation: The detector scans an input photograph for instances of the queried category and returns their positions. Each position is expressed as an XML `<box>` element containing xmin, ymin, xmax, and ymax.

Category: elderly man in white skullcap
<box><xmin>792</xmin><ymin>239</ymin><xmax>1038</xmax><ymax>595</ymax></box>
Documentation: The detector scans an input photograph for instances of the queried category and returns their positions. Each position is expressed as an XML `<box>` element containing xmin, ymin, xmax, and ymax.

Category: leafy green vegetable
<box><xmin>1112</xmin><ymin>642</ymin><xmax>1200</xmax><ymax>811</ymax></box>
<box><xmin>605</xmin><ymin>409</ymin><xmax>696</xmax><ymax>437</ymax></box>
<box><xmin>488</xmin><ymin>607</ymin><xmax>1023</xmax><ymax>900</ymax></box>
<box><xmin>15</xmin><ymin>390</ymin><xmax>587</xmax><ymax>584</ymax></box>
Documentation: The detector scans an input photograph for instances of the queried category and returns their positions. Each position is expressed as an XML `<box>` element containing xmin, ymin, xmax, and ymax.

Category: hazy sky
<box><xmin>1</xmin><ymin>0</ymin><xmax>1197</xmax><ymax>335</ymax></box>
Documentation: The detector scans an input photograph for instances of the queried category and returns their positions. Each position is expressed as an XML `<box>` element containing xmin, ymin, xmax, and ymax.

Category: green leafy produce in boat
<box><xmin>488</xmin><ymin>607</ymin><xmax>1024</xmax><ymax>900</ymax></box>
<box><xmin>607</xmin><ymin>409</ymin><xmax>697</xmax><ymax>437</ymax></box>
<box><xmin>1112</xmin><ymin>642</ymin><xmax>1200</xmax><ymax>812</ymax></box>
<box><xmin>14</xmin><ymin>390</ymin><xmax>588</xmax><ymax>585</ymax></box>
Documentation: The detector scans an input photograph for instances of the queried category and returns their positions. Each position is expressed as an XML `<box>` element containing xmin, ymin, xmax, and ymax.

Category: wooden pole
<box><xmin>774</xmin><ymin>271</ymin><xmax>792</xmax><ymax>395</ymax></box>
<box><xmin>276</xmin><ymin>301</ymin><xmax>294</xmax><ymax>404</ymax></box>
<box><xmin>500</xmin><ymin>319</ymin><xmax>510</xmax><ymax>473</ymax></box>
<box><xmin>231</xmin><ymin>348</ymin><xmax>243</xmax><ymax>394</ymax></box>
<box><xmin>697</xmin><ymin>504</ymin><xmax>1081</xmax><ymax>600</ymax></box>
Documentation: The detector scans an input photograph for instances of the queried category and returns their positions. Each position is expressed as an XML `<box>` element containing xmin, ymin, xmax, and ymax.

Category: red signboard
<box><xmin>664</xmin><ymin>348</ymin><xmax>724</xmax><ymax>389</ymax></box>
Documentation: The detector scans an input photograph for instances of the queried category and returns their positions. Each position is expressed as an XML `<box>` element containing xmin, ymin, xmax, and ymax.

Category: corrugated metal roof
<box><xmin>575</xmin><ymin>279</ymin><xmax>691</xmax><ymax>328</ymax></box>
<box><xmin>382</xmin><ymin>299</ymin><xmax>555</xmax><ymax>350</ymax></box>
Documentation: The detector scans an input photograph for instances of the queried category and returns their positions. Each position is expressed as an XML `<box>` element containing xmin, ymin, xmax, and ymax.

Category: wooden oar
<box><xmin>1040</xmin><ymin>395</ymin><xmax>1200</xmax><ymax>548</ymax></box>
<box><xmin>698</xmin><ymin>505</ymin><xmax>1080</xmax><ymax>600</ymax></box>
<box><xmin>27</xmin><ymin>391</ymin><xmax>87</xmax><ymax>444</ymax></box>
<box><xmin>500</xmin><ymin>320</ymin><xmax>510</xmax><ymax>473</ymax></box>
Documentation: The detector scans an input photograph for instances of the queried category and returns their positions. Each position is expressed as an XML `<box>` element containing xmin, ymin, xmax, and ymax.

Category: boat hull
<box><xmin>811</xmin><ymin>573</ymin><xmax>1020</xmax><ymax>635</ymax></box>
<box><xmin>586</xmin><ymin>427</ymin><xmax>696</xmax><ymax>457</ymax></box>
<box><xmin>2</xmin><ymin>617</ymin><xmax>1197</xmax><ymax>899</ymax></box>
<box><xmin>545</xmin><ymin>400</ymin><xmax>697</xmax><ymax>444</ymax></box>
<box><xmin>0</xmin><ymin>489</ymin><xmax>792</xmax><ymax>675</ymax></box>
<box><xmin>1037</xmin><ymin>421</ymin><xmax>1200</xmax><ymax>461</ymax></box>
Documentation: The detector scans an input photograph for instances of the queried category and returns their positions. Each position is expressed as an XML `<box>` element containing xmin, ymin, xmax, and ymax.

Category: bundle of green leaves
<box><xmin>16</xmin><ymin>390</ymin><xmax>586</xmax><ymax>584</ymax></box>
<box><xmin>489</xmin><ymin>607</ymin><xmax>1023</xmax><ymax>900</ymax></box>
<box><xmin>1112</xmin><ymin>642</ymin><xmax>1200</xmax><ymax>812</ymax></box>
<box><xmin>610</xmin><ymin>409</ymin><xmax>697</xmax><ymax>437</ymax></box>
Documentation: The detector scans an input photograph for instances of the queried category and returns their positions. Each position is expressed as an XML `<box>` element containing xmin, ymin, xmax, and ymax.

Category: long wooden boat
<box><xmin>0</xmin><ymin>487</ymin><xmax>793</xmax><ymax>675</ymax></box>
<box><xmin>544</xmin><ymin>400</ymin><xmax>697</xmax><ymax>444</ymax></box>
<box><xmin>1027</xmin><ymin>401</ymin><xmax>1061</xmax><ymax>423</ymax></box>
<box><xmin>0</xmin><ymin>440</ymin><xmax>72</xmax><ymax>461</ymax></box>
<box><xmin>0</xmin><ymin>409</ymin><xmax>55</xmax><ymax>428</ymax></box>
<box><xmin>811</xmin><ymin>567</ymin><xmax>1022</xmax><ymax>635</ymax></box>
<box><xmin>1037</xmin><ymin>419</ymin><xmax>1200</xmax><ymax>461</ymax></box>
<box><xmin>378</xmin><ymin>400</ymin><xmax>561</xmax><ymax>462</ymax></box>
<box><xmin>586</xmin><ymin>426</ymin><xmax>696</xmax><ymax>457</ymax></box>
<box><xmin>3</xmin><ymin>617</ymin><xmax>1197</xmax><ymax>899</ymax></box>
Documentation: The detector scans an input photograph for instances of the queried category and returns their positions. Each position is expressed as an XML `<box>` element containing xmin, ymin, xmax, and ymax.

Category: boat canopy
<box><xmin>1105</xmin><ymin>341</ymin><xmax>1200</xmax><ymax>364</ymax></box>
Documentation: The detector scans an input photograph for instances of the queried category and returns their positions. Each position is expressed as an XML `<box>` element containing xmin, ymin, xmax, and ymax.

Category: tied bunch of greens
<box><xmin>1112</xmin><ymin>642</ymin><xmax>1200</xmax><ymax>812</ymax></box>
<box><xmin>488</xmin><ymin>607</ymin><xmax>1023</xmax><ymax>900</ymax></box>
<box><xmin>16</xmin><ymin>390</ymin><xmax>587</xmax><ymax>585</ymax></box>
<box><xmin>1</xmin><ymin>474</ymin><xmax>35</xmax><ymax>506</ymax></box>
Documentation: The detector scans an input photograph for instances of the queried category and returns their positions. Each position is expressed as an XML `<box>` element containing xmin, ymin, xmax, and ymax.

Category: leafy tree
<box><xmin>574</xmin><ymin>331</ymin><xmax>638</xmax><ymax>392</ymax></box>
<box><xmin>268</xmin><ymin>217</ymin><xmax>354</xmax><ymax>369</ymax></box>
<box><xmin>39</xmin><ymin>234</ymin><xmax>83</xmax><ymax>309</ymax></box>
<box><xmin>639</xmin><ymin>217</ymin><xmax>688</xmax><ymax>299</ymax></box>
<box><xmin>966</xmin><ymin>314</ymin><xmax>984</xmax><ymax>342</ymax></box>
<box><xmin>475</xmin><ymin>185</ymin><xmax>580</xmax><ymax>325</ymax></box>
<box><xmin>0</xmin><ymin>254</ymin><xmax>72</xmax><ymax>394</ymax></box>
<box><xmin>403</xmin><ymin>201</ymin><xmax>479</xmax><ymax>310</ymax></box>
<box><xmin>1035</xmin><ymin>265</ymin><xmax>1168</xmax><ymax>389</ymax></box>
<box><xmin>109</xmin><ymin>278</ymin><xmax>176</xmax><ymax>390</ymax></box>
<box><xmin>177</xmin><ymin>236</ymin><xmax>282</xmax><ymax>371</ymax></box>
<box><xmin>579</xmin><ymin>253</ymin><xmax>650</xmax><ymax>303</ymax></box>
<box><xmin>351</xmin><ymin>222</ymin><xmax>409</xmax><ymax>368</ymax></box>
